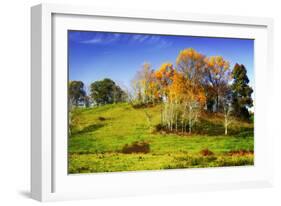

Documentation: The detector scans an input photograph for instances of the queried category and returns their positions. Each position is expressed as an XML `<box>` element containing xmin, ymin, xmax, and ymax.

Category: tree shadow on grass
<box><xmin>74</xmin><ymin>123</ymin><xmax>105</xmax><ymax>135</ymax></box>
<box><xmin>192</xmin><ymin>119</ymin><xmax>253</xmax><ymax>137</ymax></box>
<box><xmin>233</xmin><ymin>130</ymin><xmax>254</xmax><ymax>138</ymax></box>
<box><xmin>193</xmin><ymin>119</ymin><xmax>225</xmax><ymax>136</ymax></box>
<box><xmin>154</xmin><ymin>120</ymin><xmax>225</xmax><ymax>136</ymax></box>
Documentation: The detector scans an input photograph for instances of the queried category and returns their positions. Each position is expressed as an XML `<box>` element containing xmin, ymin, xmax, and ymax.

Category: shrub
<box><xmin>121</xmin><ymin>141</ymin><xmax>150</xmax><ymax>154</ymax></box>
<box><xmin>132</xmin><ymin>102</ymin><xmax>154</xmax><ymax>109</ymax></box>
<box><xmin>98</xmin><ymin>116</ymin><xmax>106</xmax><ymax>121</ymax></box>
<box><xmin>200</xmin><ymin>148</ymin><xmax>214</xmax><ymax>156</ymax></box>
<box><xmin>155</xmin><ymin>123</ymin><xmax>164</xmax><ymax>132</ymax></box>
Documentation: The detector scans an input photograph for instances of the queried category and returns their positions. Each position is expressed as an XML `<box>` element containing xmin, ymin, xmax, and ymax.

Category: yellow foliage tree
<box><xmin>204</xmin><ymin>56</ymin><xmax>231</xmax><ymax>112</ymax></box>
<box><xmin>154</xmin><ymin>63</ymin><xmax>174</xmax><ymax>100</ymax></box>
<box><xmin>130</xmin><ymin>48</ymin><xmax>233</xmax><ymax>136</ymax></box>
<box><xmin>166</xmin><ymin>70</ymin><xmax>206</xmax><ymax>133</ymax></box>
<box><xmin>176</xmin><ymin>48</ymin><xmax>205</xmax><ymax>84</ymax></box>
<box><xmin>174</xmin><ymin>48</ymin><xmax>207</xmax><ymax>133</ymax></box>
<box><xmin>131</xmin><ymin>63</ymin><xmax>156</xmax><ymax>104</ymax></box>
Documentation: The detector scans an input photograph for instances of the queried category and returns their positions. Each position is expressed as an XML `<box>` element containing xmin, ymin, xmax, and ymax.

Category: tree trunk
<box><xmin>216</xmin><ymin>95</ymin><xmax>219</xmax><ymax>112</ymax></box>
<box><xmin>181</xmin><ymin>119</ymin><xmax>184</xmax><ymax>133</ymax></box>
<box><xmin>189</xmin><ymin>120</ymin><xmax>191</xmax><ymax>134</ymax></box>
<box><xmin>188</xmin><ymin>115</ymin><xmax>191</xmax><ymax>134</ymax></box>
<box><xmin>175</xmin><ymin>112</ymin><xmax>178</xmax><ymax>132</ymax></box>
<box><xmin>224</xmin><ymin>113</ymin><xmax>228</xmax><ymax>135</ymax></box>
<box><xmin>160</xmin><ymin>104</ymin><xmax>163</xmax><ymax>125</ymax></box>
<box><xmin>188</xmin><ymin>106</ymin><xmax>192</xmax><ymax>134</ymax></box>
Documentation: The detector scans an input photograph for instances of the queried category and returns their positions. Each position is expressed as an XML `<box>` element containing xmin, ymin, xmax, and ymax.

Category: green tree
<box><xmin>68</xmin><ymin>81</ymin><xmax>86</xmax><ymax>107</ymax></box>
<box><xmin>83</xmin><ymin>95</ymin><xmax>91</xmax><ymax>108</ymax></box>
<box><xmin>231</xmin><ymin>63</ymin><xmax>253</xmax><ymax>120</ymax></box>
<box><xmin>90</xmin><ymin>78</ymin><xmax>126</xmax><ymax>105</ymax></box>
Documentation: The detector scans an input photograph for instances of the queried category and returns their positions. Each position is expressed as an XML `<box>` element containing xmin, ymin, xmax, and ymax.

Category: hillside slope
<box><xmin>69</xmin><ymin>103</ymin><xmax>254</xmax><ymax>173</ymax></box>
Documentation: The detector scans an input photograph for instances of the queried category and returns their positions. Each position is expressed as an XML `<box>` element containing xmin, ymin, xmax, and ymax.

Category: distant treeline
<box><xmin>68</xmin><ymin>78</ymin><xmax>127</xmax><ymax>107</ymax></box>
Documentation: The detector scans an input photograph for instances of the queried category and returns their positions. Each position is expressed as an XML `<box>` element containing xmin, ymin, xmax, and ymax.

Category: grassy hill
<box><xmin>69</xmin><ymin>103</ymin><xmax>254</xmax><ymax>173</ymax></box>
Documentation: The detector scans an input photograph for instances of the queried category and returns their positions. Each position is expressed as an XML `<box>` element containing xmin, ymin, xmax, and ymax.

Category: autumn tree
<box><xmin>176</xmin><ymin>48</ymin><xmax>205</xmax><ymax>84</ymax></box>
<box><xmin>231</xmin><ymin>63</ymin><xmax>253</xmax><ymax>120</ymax></box>
<box><xmin>204</xmin><ymin>56</ymin><xmax>231</xmax><ymax>112</ymax></box>
<box><xmin>165</xmin><ymin>70</ymin><xmax>206</xmax><ymax>134</ymax></box>
<box><xmin>129</xmin><ymin>48</ymin><xmax>252</xmax><ymax>135</ymax></box>
<box><xmin>154</xmin><ymin>63</ymin><xmax>174</xmax><ymax>100</ymax></box>
<box><xmin>154</xmin><ymin>63</ymin><xmax>174</xmax><ymax>124</ymax></box>
<box><xmin>175</xmin><ymin>48</ymin><xmax>206</xmax><ymax>133</ymax></box>
<box><xmin>182</xmin><ymin>79</ymin><xmax>206</xmax><ymax>134</ymax></box>
<box><xmin>164</xmin><ymin>71</ymin><xmax>183</xmax><ymax>132</ymax></box>
<box><xmin>131</xmin><ymin>63</ymin><xmax>157</xmax><ymax>104</ymax></box>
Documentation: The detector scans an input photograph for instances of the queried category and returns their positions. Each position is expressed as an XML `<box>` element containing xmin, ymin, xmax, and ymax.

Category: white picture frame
<box><xmin>31</xmin><ymin>3</ymin><xmax>274</xmax><ymax>202</ymax></box>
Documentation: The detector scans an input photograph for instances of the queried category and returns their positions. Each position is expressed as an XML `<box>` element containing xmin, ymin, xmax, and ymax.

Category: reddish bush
<box><xmin>200</xmin><ymin>148</ymin><xmax>214</xmax><ymax>156</ymax></box>
<box><xmin>122</xmin><ymin>141</ymin><xmax>150</xmax><ymax>154</ymax></box>
<box><xmin>98</xmin><ymin>116</ymin><xmax>106</xmax><ymax>121</ymax></box>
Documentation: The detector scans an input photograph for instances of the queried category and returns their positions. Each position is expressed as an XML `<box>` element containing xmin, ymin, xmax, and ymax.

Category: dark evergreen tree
<box><xmin>231</xmin><ymin>63</ymin><xmax>253</xmax><ymax>120</ymax></box>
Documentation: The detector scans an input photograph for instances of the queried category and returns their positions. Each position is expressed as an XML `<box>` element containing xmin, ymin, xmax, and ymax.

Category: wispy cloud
<box><xmin>156</xmin><ymin>39</ymin><xmax>173</xmax><ymax>48</ymax></box>
<box><xmin>130</xmin><ymin>34</ymin><xmax>173</xmax><ymax>48</ymax></box>
<box><xmin>72</xmin><ymin>31</ymin><xmax>173</xmax><ymax>48</ymax></box>
<box><xmin>132</xmin><ymin>35</ymin><xmax>150</xmax><ymax>43</ymax></box>
<box><xmin>80</xmin><ymin>33</ymin><xmax>121</xmax><ymax>45</ymax></box>
<box><xmin>81</xmin><ymin>38</ymin><xmax>103</xmax><ymax>44</ymax></box>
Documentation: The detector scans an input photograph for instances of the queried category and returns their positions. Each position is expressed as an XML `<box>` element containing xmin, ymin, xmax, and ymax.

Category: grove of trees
<box><xmin>131</xmin><ymin>48</ymin><xmax>253</xmax><ymax>135</ymax></box>
<box><xmin>69</xmin><ymin>78</ymin><xmax>128</xmax><ymax>108</ymax></box>
<box><xmin>68</xmin><ymin>48</ymin><xmax>253</xmax><ymax>136</ymax></box>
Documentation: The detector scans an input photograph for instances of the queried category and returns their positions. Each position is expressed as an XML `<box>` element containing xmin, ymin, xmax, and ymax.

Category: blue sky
<box><xmin>68</xmin><ymin>31</ymin><xmax>254</xmax><ymax>92</ymax></box>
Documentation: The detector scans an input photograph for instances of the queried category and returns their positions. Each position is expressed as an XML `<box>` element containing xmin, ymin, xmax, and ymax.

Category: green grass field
<box><xmin>68</xmin><ymin>103</ymin><xmax>254</xmax><ymax>173</ymax></box>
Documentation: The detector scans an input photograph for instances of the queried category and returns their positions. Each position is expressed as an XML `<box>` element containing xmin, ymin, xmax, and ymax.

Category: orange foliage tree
<box><xmin>154</xmin><ymin>63</ymin><xmax>175</xmax><ymax>124</ymax></box>
<box><xmin>154</xmin><ymin>63</ymin><xmax>174</xmax><ymax>100</ymax></box>
<box><xmin>174</xmin><ymin>48</ymin><xmax>206</xmax><ymax>133</ymax></box>
<box><xmin>167</xmin><ymin>70</ymin><xmax>206</xmax><ymax>133</ymax></box>
<box><xmin>130</xmin><ymin>48</ymin><xmax>235</xmax><ymax>135</ymax></box>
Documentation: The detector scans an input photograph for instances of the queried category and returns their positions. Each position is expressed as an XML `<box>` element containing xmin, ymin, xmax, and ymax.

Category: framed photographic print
<box><xmin>31</xmin><ymin>3</ymin><xmax>274</xmax><ymax>201</ymax></box>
